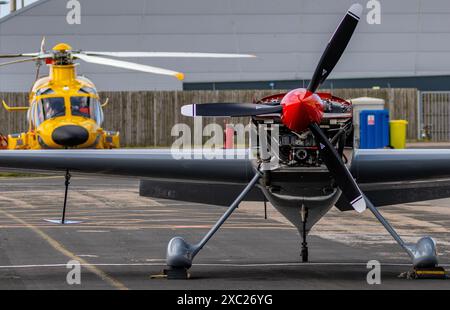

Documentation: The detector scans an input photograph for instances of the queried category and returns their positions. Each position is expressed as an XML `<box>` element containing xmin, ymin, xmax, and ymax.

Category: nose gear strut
<box><xmin>300</xmin><ymin>205</ymin><xmax>309</xmax><ymax>263</ymax></box>
<box><xmin>44</xmin><ymin>169</ymin><xmax>82</xmax><ymax>225</ymax></box>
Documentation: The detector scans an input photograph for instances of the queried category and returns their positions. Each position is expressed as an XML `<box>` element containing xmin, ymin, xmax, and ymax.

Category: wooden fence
<box><xmin>0</xmin><ymin>88</ymin><xmax>418</xmax><ymax>147</ymax></box>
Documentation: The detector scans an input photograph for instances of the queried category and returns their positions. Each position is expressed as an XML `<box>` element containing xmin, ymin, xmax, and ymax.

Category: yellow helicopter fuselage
<box><xmin>0</xmin><ymin>41</ymin><xmax>251</xmax><ymax>150</ymax></box>
<box><xmin>2</xmin><ymin>60</ymin><xmax>119</xmax><ymax>150</ymax></box>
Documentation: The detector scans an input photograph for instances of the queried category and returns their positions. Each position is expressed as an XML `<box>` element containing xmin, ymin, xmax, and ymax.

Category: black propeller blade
<box><xmin>309</xmin><ymin>123</ymin><xmax>366</xmax><ymax>213</ymax></box>
<box><xmin>307</xmin><ymin>3</ymin><xmax>362</xmax><ymax>93</ymax></box>
<box><xmin>305</xmin><ymin>4</ymin><xmax>364</xmax><ymax>212</ymax></box>
<box><xmin>181</xmin><ymin>103</ymin><xmax>282</xmax><ymax>117</ymax></box>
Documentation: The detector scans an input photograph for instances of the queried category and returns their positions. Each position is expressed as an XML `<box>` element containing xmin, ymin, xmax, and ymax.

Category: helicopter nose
<box><xmin>52</xmin><ymin>125</ymin><xmax>89</xmax><ymax>147</ymax></box>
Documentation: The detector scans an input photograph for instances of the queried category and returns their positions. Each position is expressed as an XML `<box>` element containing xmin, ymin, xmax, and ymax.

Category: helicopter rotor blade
<box><xmin>82</xmin><ymin>51</ymin><xmax>256</xmax><ymax>59</ymax></box>
<box><xmin>0</xmin><ymin>53</ymin><xmax>36</xmax><ymax>58</ymax></box>
<box><xmin>0</xmin><ymin>52</ymin><xmax>51</xmax><ymax>59</ymax></box>
<box><xmin>0</xmin><ymin>57</ymin><xmax>40</xmax><ymax>67</ymax></box>
<box><xmin>73</xmin><ymin>53</ymin><xmax>185</xmax><ymax>80</ymax></box>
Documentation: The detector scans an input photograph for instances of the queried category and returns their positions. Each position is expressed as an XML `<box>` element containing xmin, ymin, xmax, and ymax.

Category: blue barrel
<box><xmin>359</xmin><ymin>110</ymin><xmax>390</xmax><ymax>149</ymax></box>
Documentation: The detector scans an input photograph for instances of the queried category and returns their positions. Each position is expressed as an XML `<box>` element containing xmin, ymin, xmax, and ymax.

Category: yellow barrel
<box><xmin>389</xmin><ymin>120</ymin><xmax>408</xmax><ymax>149</ymax></box>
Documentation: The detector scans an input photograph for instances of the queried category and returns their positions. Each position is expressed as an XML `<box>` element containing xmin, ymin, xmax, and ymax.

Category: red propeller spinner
<box><xmin>280</xmin><ymin>89</ymin><xmax>324</xmax><ymax>133</ymax></box>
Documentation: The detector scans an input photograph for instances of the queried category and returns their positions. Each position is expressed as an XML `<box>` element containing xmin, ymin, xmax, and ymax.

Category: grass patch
<box><xmin>0</xmin><ymin>172</ymin><xmax>46</xmax><ymax>178</ymax></box>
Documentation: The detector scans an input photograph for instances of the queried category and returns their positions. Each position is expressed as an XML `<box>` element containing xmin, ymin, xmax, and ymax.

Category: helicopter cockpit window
<box><xmin>36</xmin><ymin>88</ymin><xmax>55</xmax><ymax>96</ymax></box>
<box><xmin>28</xmin><ymin>101</ymin><xmax>36</xmax><ymax>127</ymax></box>
<box><xmin>70</xmin><ymin>96</ymin><xmax>103</xmax><ymax>125</ymax></box>
<box><xmin>78</xmin><ymin>87</ymin><xmax>97</xmax><ymax>95</ymax></box>
<box><xmin>92</xmin><ymin>98</ymin><xmax>104</xmax><ymax>125</ymax></box>
<box><xmin>41</xmin><ymin>97</ymin><xmax>66</xmax><ymax>120</ymax></box>
<box><xmin>71</xmin><ymin>96</ymin><xmax>92</xmax><ymax>118</ymax></box>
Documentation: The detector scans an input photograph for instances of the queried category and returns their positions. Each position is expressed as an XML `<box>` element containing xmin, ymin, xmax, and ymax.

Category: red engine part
<box><xmin>257</xmin><ymin>91</ymin><xmax>351</xmax><ymax>106</ymax></box>
<box><xmin>224</xmin><ymin>125</ymin><xmax>235</xmax><ymax>149</ymax></box>
<box><xmin>0</xmin><ymin>135</ymin><xmax>8</xmax><ymax>149</ymax></box>
<box><xmin>256</xmin><ymin>90</ymin><xmax>352</xmax><ymax>132</ymax></box>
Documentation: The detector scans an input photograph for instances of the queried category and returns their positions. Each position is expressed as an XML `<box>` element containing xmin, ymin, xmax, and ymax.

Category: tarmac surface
<box><xmin>0</xmin><ymin>174</ymin><xmax>449</xmax><ymax>290</ymax></box>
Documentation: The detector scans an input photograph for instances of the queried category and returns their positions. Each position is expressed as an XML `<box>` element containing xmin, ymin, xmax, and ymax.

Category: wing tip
<box><xmin>351</xmin><ymin>196</ymin><xmax>366</xmax><ymax>213</ymax></box>
<box><xmin>181</xmin><ymin>104</ymin><xmax>196</xmax><ymax>117</ymax></box>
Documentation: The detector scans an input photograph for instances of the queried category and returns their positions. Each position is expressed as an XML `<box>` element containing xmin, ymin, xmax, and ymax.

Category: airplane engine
<box><xmin>254</xmin><ymin>92</ymin><xmax>353</xmax><ymax>168</ymax></box>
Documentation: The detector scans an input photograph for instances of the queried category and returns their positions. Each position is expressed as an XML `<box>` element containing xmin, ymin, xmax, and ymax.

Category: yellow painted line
<box><xmin>0</xmin><ymin>189</ymin><xmax>136</xmax><ymax>194</ymax></box>
<box><xmin>0</xmin><ymin>176</ymin><xmax>63</xmax><ymax>181</ymax></box>
<box><xmin>0</xmin><ymin>209</ymin><xmax>128</xmax><ymax>290</ymax></box>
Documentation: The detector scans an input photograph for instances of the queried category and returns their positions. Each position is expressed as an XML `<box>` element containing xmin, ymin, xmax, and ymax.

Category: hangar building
<box><xmin>1</xmin><ymin>0</ymin><xmax>450</xmax><ymax>91</ymax></box>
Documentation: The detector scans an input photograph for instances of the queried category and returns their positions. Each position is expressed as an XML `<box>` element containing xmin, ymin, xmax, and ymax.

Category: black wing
<box><xmin>334</xmin><ymin>149</ymin><xmax>450</xmax><ymax>210</ymax></box>
<box><xmin>0</xmin><ymin>149</ymin><xmax>255</xmax><ymax>183</ymax></box>
<box><xmin>2</xmin><ymin>149</ymin><xmax>450</xmax><ymax>208</ymax></box>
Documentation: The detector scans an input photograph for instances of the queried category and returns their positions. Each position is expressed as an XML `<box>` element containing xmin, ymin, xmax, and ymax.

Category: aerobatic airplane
<box><xmin>0</xmin><ymin>3</ymin><xmax>448</xmax><ymax>279</ymax></box>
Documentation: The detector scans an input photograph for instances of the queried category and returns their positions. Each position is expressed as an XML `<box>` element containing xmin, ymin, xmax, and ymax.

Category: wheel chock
<box><xmin>399</xmin><ymin>267</ymin><xmax>448</xmax><ymax>280</ymax></box>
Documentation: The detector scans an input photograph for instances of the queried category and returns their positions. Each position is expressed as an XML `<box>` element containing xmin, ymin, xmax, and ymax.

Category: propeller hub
<box><xmin>281</xmin><ymin>88</ymin><xmax>324</xmax><ymax>132</ymax></box>
<box><xmin>51</xmin><ymin>43</ymin><xmax>74</xmax><ymax>65</ymax></box>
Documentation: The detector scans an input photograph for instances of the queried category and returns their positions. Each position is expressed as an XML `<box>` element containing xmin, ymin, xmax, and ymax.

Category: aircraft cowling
<box><xmin>281</xmin><ymin>88</ymin><xmax>324</xmax><ymax>132</ymax></box>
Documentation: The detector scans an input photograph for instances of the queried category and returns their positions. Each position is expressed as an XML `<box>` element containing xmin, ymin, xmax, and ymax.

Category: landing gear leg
<box><xmin>364</xmin><ymin>195</ymin><xmax>445</xmax><ymax>278</ymax></box>
<box><xmin>163</xmin><ymin>171</ymin><xmax>262</xmax><ymax>279</ymax></box>
<box><xmin>300</xmin><ymin>205</ymin><xmax>309</xmax><ymax>263</ymax></box>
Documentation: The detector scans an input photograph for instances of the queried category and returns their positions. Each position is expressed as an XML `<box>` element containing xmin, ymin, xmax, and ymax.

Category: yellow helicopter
<box><xmin>0</xmin><ymin>39</ymin><xmax>254</xmax><ymax>150</ymax></box>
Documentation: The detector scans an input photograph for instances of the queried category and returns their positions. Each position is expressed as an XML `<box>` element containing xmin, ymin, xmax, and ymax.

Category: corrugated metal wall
<box><xmin>0</xmin><ymin>0</ymin><xmax>450</xmax><ymax>91</ymax></box>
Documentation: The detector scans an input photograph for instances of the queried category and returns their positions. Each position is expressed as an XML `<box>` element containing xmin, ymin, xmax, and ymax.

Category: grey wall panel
<box><xmin>371</xmin><ymin>0</ymin><xmax>419</xmax><ymax>14</ymax></box>
<box><xmin>419</xmin><ymin>34</ymin><xmax>450</xmax><ymax>52</ymax></box>
<box><xmin>142</xmin><ymin>15</ymin><xmax>235</xmax><ymax>34</ymax></box>
<box><xmin>335</xmin><ymin>52</ymin><xmax>416</xmax><ymax>76</ymax></box>
<box><xmin>298</xmin><ymin>14</ymin><xmax>418</xmax><ymax>34</ymax></box>
<box><xmin>419</xmin><ymin>14</ymin><xmax>450</xmax><ymax>32</ymax></box>
<box><xmin>0</xmin><ymin>16</ymin><xmax>143</xmax><ymax>35</ymax></box>
<box><xmin>416</xmin><ymin>53</ymin><xmax>450</xmax><ymax>72</ymax></box>
<box><xmin>20</xmin><ymin>0</ymin><xmax>147</xmax><ymax>16</ymax></box>
<box><xmin>146</xmin><ymin>0</ymin><xmax>301</xmax><ymax>15</ymax></box>
<box><xmin>350</xmin><ymin>33</ymin><xmax>417</xmax><ymax>52</ymax></box>
<box><xmin>422</xmin><ymin>0</ymin><xmax>450</xmax><ymax>13</ymax></box>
